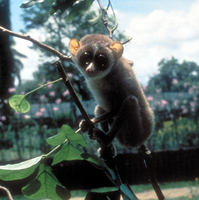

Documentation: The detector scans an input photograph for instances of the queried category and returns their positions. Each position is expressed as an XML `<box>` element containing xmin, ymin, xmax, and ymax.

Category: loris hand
<box><xmin>79</xmin><ymin>119</ymin><xmax>93</xmax><ymax>133</ymax></box>
<box><xmin>80</xmin><ymin>120</ymin><xmax>105</xmax><ymax>142</ymax></box>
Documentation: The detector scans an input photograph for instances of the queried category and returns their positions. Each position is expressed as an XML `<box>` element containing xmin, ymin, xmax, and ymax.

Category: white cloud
<box><xmin>14</xmin><ymin>28</ymin><xmax>50</xmax><ymax>82</ymax></box>
<box><xmin>122</xmin><ymin>0</ymin><xmax>199</xmax><ymax>85</ymax></box>
<box><xmin>13</xmin><ymin>19</ymin><xmax>69</xmax><ymax>83</ymax></box>
<box><xmin>14</xmin><ymin>37</ymin><xmax>39</xmax><ymax>82</ymax></box>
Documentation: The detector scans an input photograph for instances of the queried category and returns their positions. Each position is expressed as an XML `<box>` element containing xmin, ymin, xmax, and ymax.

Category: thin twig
<box><xmin>122</xmin><ymin>37</ymin><xmax>133</xmax><ymax>45</ymax></box>
<box><xmin>97</xmin><ymin>0</ymin><xmax>117</xmax><ymax>39</ymax></box>
<box><xmin>108</xmin><ymin>1</ymin><xmax>118</xmax><ymax>33</ymax></box>
<box><xmin>0</xmin><ymin>186</ymin><xmax>14</xmax><ymax>200</ymax></box>
<box><xmin>0</xmin><ymin>26</ymin><xmax>72</xmax><ymax>62</ymax></box>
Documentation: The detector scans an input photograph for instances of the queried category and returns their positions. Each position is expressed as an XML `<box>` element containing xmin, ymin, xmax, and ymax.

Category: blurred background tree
<box><xmin>0</xmin><ymin>0</ymin><xmax>26</xmax><ymax>118</ymax></box>
<box><xmin>0</xmin><ymin>0</ymin><xmax>15</xmax><ymax>121</ymax></box>
<box><xmin>0</xmin><ymin>0</ymin><xmax>26</xmax><ymax>153</ymax></box>
<box><xmin>146</xmin><ymin>57</ymin><xmax>199</xmax><ymax>94</ymax></box>
<box><xmin>0</xmin><ymin>0</ymin><xmax>14</xmax><ymax>99</ymax></box>
<box><xmin>145</xmin><ymin>57</ymin><xmax>199</xmax><ymax>151</ymax></box>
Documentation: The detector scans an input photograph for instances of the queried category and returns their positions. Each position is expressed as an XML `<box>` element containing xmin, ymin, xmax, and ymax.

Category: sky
<box><xmin>10</xmin><ymin>0</ymin><xmax>199</xmax><ymax>85</ymax></box>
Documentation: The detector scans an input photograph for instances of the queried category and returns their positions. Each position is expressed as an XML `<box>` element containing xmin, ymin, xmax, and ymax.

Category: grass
<box><xmin>130</xmin><ymin>181</ymin><xmax>199</xmax><ymax>200</ymax></box>
<box><xmin>0</xmin><ymin>180</ymin><xmax>198</xmax><ymax>199</ymax></box>
<box><xmin>132</xmin><ymin>180</ymin><xmax>199</xmax><ymax>192</ymax></box>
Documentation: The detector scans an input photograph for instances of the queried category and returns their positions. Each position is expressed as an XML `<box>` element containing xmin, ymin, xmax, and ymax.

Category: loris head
<box><xmin>69</xmin><ymin>34</ymin><xmax>123</xmax><ymax>79</ymax></box>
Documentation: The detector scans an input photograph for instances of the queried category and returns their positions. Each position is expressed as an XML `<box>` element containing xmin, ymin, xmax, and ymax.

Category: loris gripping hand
<box><xmin>79</xmin><ymin>119</ymin><xmax>104</xmax><ymax>142</ymax></box>
<box><xmin>69</xmin><ymin>34</ymin><xmax>154</xmax><ymax>148</ymax></box>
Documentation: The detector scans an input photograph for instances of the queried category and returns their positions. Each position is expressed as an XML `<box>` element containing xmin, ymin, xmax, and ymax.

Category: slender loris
<box><xmin>69</xmin><ymin>34</ymin><xmax>154</xmax><ymax>148</ymax></box>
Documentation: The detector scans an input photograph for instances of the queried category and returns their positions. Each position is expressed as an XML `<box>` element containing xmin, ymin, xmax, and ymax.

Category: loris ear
<box><xmin>109</xmin><ymin>41</ymin><xmax>123</xmax><ymax>59</ymax></box>
<box><xmin>69</xmin><ymin>38</ymin><xmax>80</xmax><ymax>56</ymax></box>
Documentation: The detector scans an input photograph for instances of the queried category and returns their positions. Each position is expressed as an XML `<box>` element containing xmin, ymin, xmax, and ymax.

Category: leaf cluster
<box><xmin>0</xmin><ymin>124</ymin><xmax>108</xmax><ymax>199</ymax></box>
<box><xmin>147</xmin><ymin>117</ymin><xmax>199</xmax><ymax>151</ymax></box>
<box><xmin>20</xmin><ymin>0</ymin><xmax>95</xmax><ymax>24</ymax></box>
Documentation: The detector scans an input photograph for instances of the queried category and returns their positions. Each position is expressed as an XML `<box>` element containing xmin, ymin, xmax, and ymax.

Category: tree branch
<box><xmin>139</xmin><ymin>145</ymin><xmax>165</xmax><ymax>200</ymax></box>
<box><xmin>0</xmin><ymin>25</ymin><xmax>72</xmax><ymax>62</ymax></box>
<box><xmin>55</xmin><ymin>61</ymin><xmax>93</xmax><ymax>126</ymax></box>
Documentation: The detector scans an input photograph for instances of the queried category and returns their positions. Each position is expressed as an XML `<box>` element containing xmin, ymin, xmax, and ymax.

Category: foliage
<box><xmin>147</xmin><ymin>117</ymin><xmax>199</xmax><ymax>151</ymax></box>
<box><xmin>22</xmin><ymin>163</ymin><xmax>71</xmax><ymax>200</ymax></box>
<box><xmin>143</xmin><ymin>57</ymin><xmax>199</xmax><ymax>151</ymax></box>
<box><xmin>9</xmin><ymin>79</ymin><xmax>62</xmax><ymax>113</ymax></box>
<box><xmin>146</xmin><ymin>57</ymin><xmax>199</xmax><ymax>94</ymax></box>
<box><xmin>9</xmin><ymin>94</ymin><xmax>31</xmax><ymax>113</ymax></box>
<box><xmin>20</xmin><ymin>0</ymin><xmax>95</xmax><ymax>22</ymax></box>
<box><xmin>0</xmin><ymin>124</ymin><xmax>114</xmax><ymax>200</ymax></box>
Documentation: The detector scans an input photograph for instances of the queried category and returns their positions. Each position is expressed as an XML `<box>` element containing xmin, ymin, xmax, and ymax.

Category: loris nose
<box><xmin>86</xmin><ymin>63</ymin><xmax>96</xmax><ymax>76</ymax></box>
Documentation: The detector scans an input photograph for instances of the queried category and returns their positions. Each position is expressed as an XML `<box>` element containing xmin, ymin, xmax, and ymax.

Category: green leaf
<box><xmin>120</xmin><ymin>184</ymin><xmax>137</xmax><ymax>200</ymax></box>
<box><xmin>47</xmin><ymin>125</ymin><xmax>87</xmax><ymax>147</ymax></box>
<box><xmin>67</xmin><ymin>0</ymin><xmax>94</xmax><ymax>22</ymax></box>
<box><xmin>20</xmin><ymin>0</ymin><xmax>45</xmax><ymax>8</ymax></box>
<box><xmin>46</xmin><ymin>129</ymin><xmax>67</xmax><ymax>146</ymax></box>
<box><xmin>80</xmin><ymin>11</ymin><xmax>102</xmax><ymax>28</ymax></box>
<box><xmin>22</xmin><ymin>163</ymin><xmax>71</xmax><ymax>200</ymax></box>
<box><xmin>49</xmin><ymin>0</ymin><xmax>76</xmax><ymax>15</ymax></box>
<box><xmin>84</xmin><ymin>154</ymin><xmax>108</xmax><ymax>169</ymax></box>
<box><xmin>0</xmin><ymin>156</ymin><xmax>42</xmax><ymax>181</ymax></box>
<box><xmin>9</xmin><ymin>94</ymin><xmax>30</xmax><ymax>113</ymax></box>
<box><xmin>62</xmin><ymin>125</ymin><xmax>88</xmax><ymax>147</ymax></box>
<box><xmin>52</xmin><ymin>144</ymin><xmax>84</xmax><ymax>165</ymax></box>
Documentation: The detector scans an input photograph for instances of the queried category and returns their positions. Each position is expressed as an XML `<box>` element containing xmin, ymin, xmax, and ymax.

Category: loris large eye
<box><xmin>79</xmin><ymin>51</ymin><xmax>93</xmax><ymax>68</ymax></box>
<box><xmin>95</xmin><ymin>53</ymin><xmax>108</xmax><ymax>69</ymax></box>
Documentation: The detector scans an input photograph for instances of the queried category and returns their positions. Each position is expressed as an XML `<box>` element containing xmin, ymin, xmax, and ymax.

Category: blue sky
<box><xmin>10</xmin><ymin>0</ymin><xmax>25</xmax><ymax>32</ymax></box>
<box><xmin>11</xmin><ymin>0</ymin><xmax>195</xmax><ymax>31</ymax></box>
<box><xmin>10</xmin><ymin>0</ymin><xmax>199</xmax><ymax>85</ymax></box>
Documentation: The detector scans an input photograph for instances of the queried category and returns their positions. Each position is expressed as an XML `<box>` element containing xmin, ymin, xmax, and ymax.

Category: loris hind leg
<box><xmin>80</xmin><ymin>96</ymin><xmax>151</xmax><ymax>147</ymax></box>
<box><xmin>93</xmin><ymin>96</ymin><xmax>148</xmax><ymax>147</ymax></box>
<box><xmin>113</xmin><ymin>96</ymin><xmax>145</xmax><ymax>147</ymax></box>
